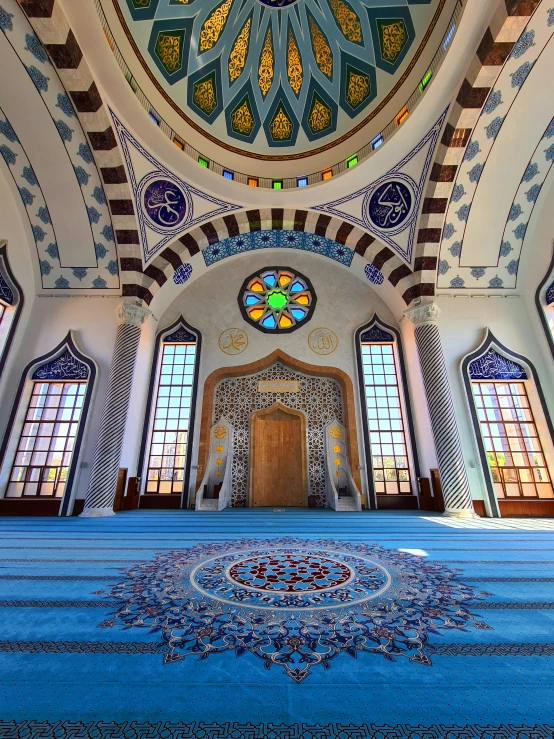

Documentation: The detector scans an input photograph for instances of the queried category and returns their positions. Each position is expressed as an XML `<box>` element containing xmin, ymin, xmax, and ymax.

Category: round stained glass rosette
<box><xmin>238</xmin><ymin>267</ymin><xmax>316</xmax><ymax>333</ymax></box>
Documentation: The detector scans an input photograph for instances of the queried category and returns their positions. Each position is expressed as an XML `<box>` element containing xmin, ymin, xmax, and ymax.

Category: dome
<box><xmin>112</xmin><ymin>0</ymin><xmax>447</xmax><ymax>160</ymax></box>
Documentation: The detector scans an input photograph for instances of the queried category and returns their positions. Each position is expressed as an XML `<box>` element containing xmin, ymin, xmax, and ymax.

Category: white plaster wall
<box><xmin>436</xmin><ymin>295</ymin><xmax>554</xmax><ymax>501</ymax></box>
<box><xmin>154</xmin><ymin>250</ymin><xmax>421</xmax><ymax>501</ymax></box>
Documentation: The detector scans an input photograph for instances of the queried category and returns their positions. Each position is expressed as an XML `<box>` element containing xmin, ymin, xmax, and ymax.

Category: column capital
<box><xmin>116</xmin><ymin>302</ymin><xmax>151</xmax><ymax>327</ymax></box>
<box><xmin>404</xmin><ymin>301</ymin><xmax>441</xmax><ymax>327</ymax></box>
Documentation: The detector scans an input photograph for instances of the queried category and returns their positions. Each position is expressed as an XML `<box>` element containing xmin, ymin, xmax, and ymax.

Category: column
<box><xmin>404</xmin><ymin>302</ymin><xmax>476</xmax><ymax>517</ymax></box>
<box><xmin>81</xmin><ymin>303</ymin><xmax>150</xmax><ymax>517</ymax></box>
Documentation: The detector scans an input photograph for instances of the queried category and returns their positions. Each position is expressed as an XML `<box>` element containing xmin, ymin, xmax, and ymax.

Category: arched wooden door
<box><xmin>249</xmin><ymin>403</ymin><xmax>308</xmax><ymax>507</ymax></box>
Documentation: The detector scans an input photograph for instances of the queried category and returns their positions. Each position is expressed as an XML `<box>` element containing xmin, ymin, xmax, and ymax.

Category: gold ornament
<box><xmin>328</xmin><ymin>0</ymin><xmax>361</xmax><ymax>43</ymax></box>
<box><xmin>228</xmin><ymin>17</ymin><xmax>251</xmax><ymax>83</ymax></box>
<box><xmin>381</xmin><ymin>21</ymin><xmax>406</xmax><ymax>62</ymax></box>
<box><xmin>308</xmin><ymin>99</ymin><xmax>332</xmax><ymax>133</ymax></box>
<box><xmin>270</xmin><ymin>108</ymin><xmax>293</xmax><ymax>141</ymax></box>
<box><xmin>156</xmin><ymin>33</ymin><xmax>182</xmax><ymax>74</ymax></box>
<box><xmin>215</xmin><ymin>470</ymin><xmax>221</xmax><ymax>477</ymax></box>
<box><xmin>329</xmin><ymin>426</ymin><xmax>343</xmax><ymax>439</ymax></box>
<box><xmin>231</xmin><ymin>101</ymin><xmax>255</xmax><ymax>136</ymax></box>
<box><xmin>287</xmin><ymin>28</ymin><xmax>303</xmax><ymax>95</ymax></box>
<box><xmin>216</xmin><ymin>445</ymin><xmax>224</xmax><ymax>453</ymax></box>
<box><xmin>193</xmin><ymin>79</ymin><xmax>217</xmax><ymax>115</ymax></box>
<box><xmin>258</xmin><ymin>26</ymin><xmax>274</xmax><ymax>98</ymax></box>
<box><xmin>199</xmin><ymin>0</ymin><xmax>233</xmax><ymax>53</ymax></box>
<box><xmin>215</xmin><ymin>459</ymin><xmax>223</xmax><ymax>466</ymax></box>
<box><xmin>346</xmin><ymin>72</ymin><xmax>369</xmax><ymax>108</ymax></box>
<box><xmin>219</xmin><ymin>327</ymin><xmax>249</xmax><ymax>354</ymax></box>
<box><xmin>334</xmin><ymin>458</ymin><xmax>341</xmax><ymax>466</ymax></box>
<box><xmin>308</xmin><ymin>15</ymin><xmax>332</xmax><ymax>79</ymax></box>
<box><xmin>214</xmin><ymin>426</ymin><xmax>228</xmax><ymax>439</ymax></box>
<box><xmin>333</xmin><ymin>445</ymin><xmax>341</xmax><ymax>453</ymax></box>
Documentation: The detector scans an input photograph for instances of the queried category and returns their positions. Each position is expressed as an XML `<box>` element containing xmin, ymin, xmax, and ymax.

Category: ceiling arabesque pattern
<box><xmin>114</xmin><ymin>0</ymin><xmax>436</xmax><ymax>156</ymax></box>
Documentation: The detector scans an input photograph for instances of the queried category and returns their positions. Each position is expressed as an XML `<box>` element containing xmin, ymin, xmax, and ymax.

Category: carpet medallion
<box><xmin>99</xmin><ymin>537</ymin><xmax>490</xmax><ymax>682</ymax></box>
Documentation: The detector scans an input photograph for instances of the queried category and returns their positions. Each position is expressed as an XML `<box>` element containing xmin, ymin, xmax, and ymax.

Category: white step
<box><xmin>337</xmin><ymin>497</ymin><xmax>358</xmax><ymax>511</ymax></box>
<box><xmin>197</xmin><ymin>499</ymin><xmax>219</xmax><ymax>511</ymax></box>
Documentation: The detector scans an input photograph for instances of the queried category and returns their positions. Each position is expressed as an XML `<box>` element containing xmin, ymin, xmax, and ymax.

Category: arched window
<box><xmin>535</xmin><ymin>248</ymin><xmax>554</xmax><ymax>362</ymax></box>
<box><xmin>355</xmin><ymin>317</ymin><xmax>419</xmax><ymax>509</ymax></box>
<box><xmin>0</xmin><ymin>244</ymin><xmax>24</xmax><ymax>378</ymax></box>
<box><xmin>0</xmin><ymin>333</ymin><xmax>96</xmax><ymax>515</ymax></box>
<box><xmin>462</xmin><ymin>332</ymin><xmax>554</xmax><ymax>516</ymax></box>
<box><xmin>137</xmin><ymin>318</ymin><xmax>201</xmax><ymax>506</ymax></box>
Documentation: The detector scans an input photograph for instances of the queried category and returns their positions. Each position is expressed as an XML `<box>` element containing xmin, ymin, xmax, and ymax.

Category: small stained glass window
<box><xmin>238</xmin><ymin>267</ymin><xmax>316</xmax><ymax>333</ymax></box>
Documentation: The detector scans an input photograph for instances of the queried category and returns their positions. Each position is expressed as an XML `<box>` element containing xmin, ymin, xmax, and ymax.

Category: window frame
<box><xmin>461</xmin><ymin>330</ymin><xmax>554</xmax><ymax>517</ymax></box>
<box><xmin>0</xmin><ymin>243</ymin><xmax>24</xmax><ymax>380</ymax></box>
<box><xmin>137</xmin><ymin>317</ymin><xmax>202</xmax><ymax>508</ymax></box>
<box><xmin>355</xmin><ymin>316</ymin><xmax>420</xmax><ymax>510</ymax></box>
<box><xmin>0</xmin><ymin>332</ymin><xmax>97</xmax><ymax>516</ymax></box>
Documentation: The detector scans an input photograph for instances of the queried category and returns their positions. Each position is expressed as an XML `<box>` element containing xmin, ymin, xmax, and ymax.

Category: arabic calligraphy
<box><xmin>308</xmin><ymin>328</ymin><xmax>338</xmax><ymax>356</ymax></box>
<box><xmin>257</xmin><ymin>380</ymin><xmax>299</xmax><ymax>393</ymax></box>
<box><xmin>367</xmin><ymin>180</ymin><xmax>412</xmax><ymax>231</ymax></box>
<box><xmin>469</xmin><ymin>348</ymin><xmax>527</xmax><ymax>381</ymax></box>
<box><xmin>143</xmin><ymin>179</ymin><xmax>187</xmax><ymax>229</ymax></box>
<box><xmin>219</xmin><ymin>328</ymin><xmax>248</xmax><ymax>355</ymax></box>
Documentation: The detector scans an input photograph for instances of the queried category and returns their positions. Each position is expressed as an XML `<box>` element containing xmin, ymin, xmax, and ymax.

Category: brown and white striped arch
<box><xmin>17</xmin><ymin>0</ymin><xmax>140</xmax><ymax>270</ymax></box>
<box><xmin>120</xmin><ymin>208</ymin><xmax>432</xmax><ymax>307</ymax></box>
<box><xmin>413</xmin><ymin>0</ymin><xmax>541</xmax><ymax>293</ymax></box>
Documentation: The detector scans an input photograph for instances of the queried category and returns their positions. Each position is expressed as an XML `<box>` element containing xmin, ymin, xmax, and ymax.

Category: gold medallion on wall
<box><xmin>308</xmin><ymin>328</ymin><xmax>338</xmax><ymax>355</ymax></box>
<box><xmin>219</xmin><ymin>328</ymin><xmax>248</xmax><ymax>355</ymax></box>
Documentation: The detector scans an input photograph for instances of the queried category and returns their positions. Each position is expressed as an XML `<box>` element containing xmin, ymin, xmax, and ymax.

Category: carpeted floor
<box><xmin>0</xmin><ymin>508</ymin><xmax>553</xmax><ymax>738</ymax></box>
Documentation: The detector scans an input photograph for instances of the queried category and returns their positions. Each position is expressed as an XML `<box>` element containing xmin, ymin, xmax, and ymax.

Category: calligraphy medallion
<box><xmin>141</xmin><ymin>177</ymin><xmax>188</xmax><ymax>229</ymax></box>
<box><xmin>366</xmin><ymin>177</ymin><xmax>415</xmax><ymax>234</ymax></box>
<box><xmin>308</xmin><ymin>327</ymin><xmax>338</xmax><ymax>355</ymax></box>
<box><xmin>219</xmin><ymin>327</ymin><xmax>248</xmax><ymax>355</ymax></box>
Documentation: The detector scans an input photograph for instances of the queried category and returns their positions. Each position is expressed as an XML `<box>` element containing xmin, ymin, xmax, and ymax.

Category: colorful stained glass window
<box><xmin>238</xmin><ymin>267</ymin><xmax>316</xmax><ymax>333</ymax></box>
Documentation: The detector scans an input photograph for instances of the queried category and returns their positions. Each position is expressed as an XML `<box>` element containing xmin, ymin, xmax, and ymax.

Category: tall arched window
<box><xmin>462</xmin><ymin>331</ymin><xmax>554</xmax><ymax>516</ymax></box>
<box><xmin>536</xmin><ymin>248</ymin><xmax>554</xmax><ymax>362</ymax></box>
<box><xmin>0</xmin><ymin>333</ymin><xmax>96</xmax><ymax>515</ymax></box>
<box><xmin>137</xmin><ymin>318</ymin><xmax>201</xmax><ymax>507</ymax></box>
<box><xmin>0</xmin><ymin>243</ymin><xmax>24</xmax><ymax>378</ymax></box>
<box><xmin>355</xmin><ymin>316</ymin><xmax>419</xmax><ymax>509</ymax></box>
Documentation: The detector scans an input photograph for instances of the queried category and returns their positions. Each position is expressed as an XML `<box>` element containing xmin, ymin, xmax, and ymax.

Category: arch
<box><xmin>535</xmin><ymin>245</ymin><xmax>554</xmax><ymax>363</ymax></box>
<box><xmin>355</xmin><ymin>314</ymin><xmax>420</xmax><ymax>510</ymax></box>
<box><xmin>0</xmin><ymin>331</ymin><xmax>97</xmax><ymax>516</ymax></box>
<box><xmin>136</xmin><ymin>315</ymin><xmax>202</xmax><ymax>508</ymax></box>
<box><xmin>121</xmin><ymin>209</ymin><xmax>424</xmax><ymax>308</ymax></box>
<box><xmin>197</xmin><ymin>349</ymin><xmax>362</xmax><ymax>497</ymax></box>
<box><xmin>0</xmin><ymin>242</ymin><xmax>24</xmax><ymax>379</ymax></box>
<box><xmin>461</xmin><ymin>329</ymin><xmax>554</xmax><ymax>518</ymax></box>
<box><xmin>249</xmin><ymin>402</ymin><xmax>308</xmax><ymax>508</ymax></box>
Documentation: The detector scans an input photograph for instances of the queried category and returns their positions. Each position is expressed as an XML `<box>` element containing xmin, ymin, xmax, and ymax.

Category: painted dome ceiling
<box><xmin>113</xmin><ymin>0</ymin><xmax>443</xmax><ymax>159</ymax></box>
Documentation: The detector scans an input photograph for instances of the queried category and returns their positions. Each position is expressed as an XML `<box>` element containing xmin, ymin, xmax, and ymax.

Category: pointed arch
<box><xmin>461</xmin><ymin>329</ymin><xmax>554</xmax><ymax>518</ymax></box>
<box><xmin>0</xmin><ymin>332</ymin><xmax>97</xmax><ymax>516</ymax></box>
<box><xmin>0</xmin><ymin>243</ymin><xmax>24</xmax><ymax>379</ymax></box>
<box><xmin>535</xmin><ymin>246</ymin><xmax>554</xmax><ymax>363</ymax></box>
<box><xmin>136</xmin><ymin>315</ymin><xmax>202</xmax><ymax>508</ymax></box>
<box><xmin>355</xmin><ymin>314</ymin><xmax>420</xmax><ymax>510</ymax></box>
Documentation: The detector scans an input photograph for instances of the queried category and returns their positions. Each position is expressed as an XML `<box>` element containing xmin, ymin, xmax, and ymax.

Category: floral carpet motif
<box><xmin>98</xmin><ymin>537</ymin><xmax>491</xmax><ymax>682</ymax></box>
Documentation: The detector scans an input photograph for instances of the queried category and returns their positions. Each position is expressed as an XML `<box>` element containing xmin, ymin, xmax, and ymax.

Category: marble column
<box><xmin>81</xmin><ymin>303</ymin><xmax>150</xmax><ymax>517</ymax></box>
<box><xmin>405</xmin><ymin>302</ymin><xmax>476</xmax><ymax>518</ymax></box>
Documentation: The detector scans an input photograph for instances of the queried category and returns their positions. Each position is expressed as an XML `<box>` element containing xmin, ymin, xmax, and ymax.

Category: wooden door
<box><xmin>250</xmin><ymin>403</ymin><xmax>307</xmax><ymax>507</ymax></box>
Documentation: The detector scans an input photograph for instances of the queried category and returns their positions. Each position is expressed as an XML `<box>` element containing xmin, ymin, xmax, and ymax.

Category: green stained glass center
<box><xmin>267</xmin><ymin>290</ymin><xmax>288</xmax><ymax>311</ymax></box>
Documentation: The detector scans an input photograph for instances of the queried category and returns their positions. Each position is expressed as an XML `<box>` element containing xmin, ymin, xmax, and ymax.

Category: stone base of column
<box><xmin>79</xmin><ymin>507</ymin><xmax>116</xmax><ymax>518</ymax></box>
<box><xmin>443</xmin><ymin>508</ymin><xmax>480</xmax><ymax>519</ymax></box>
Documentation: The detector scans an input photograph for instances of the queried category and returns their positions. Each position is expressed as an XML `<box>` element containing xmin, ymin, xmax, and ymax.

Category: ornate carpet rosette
<box><xmin>98</xmin><ymin>537</ymin><xmax>490</xmax><ymax>682</ymax></box>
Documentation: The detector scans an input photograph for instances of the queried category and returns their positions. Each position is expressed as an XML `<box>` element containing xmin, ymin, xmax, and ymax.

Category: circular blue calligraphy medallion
<box><xmin>367</xmin><ymin>179</ymin><xmax>414</xmax><ymax>233</ymax></box>
<box><xmin>256</xmin><ymin>0</ymin><xmax>299</xmax><ymax>7</ymax></box>
<box><xmin>143</xmin><ymin>178</ymin><xmax>187</xmax><ymax>229</ymax></box>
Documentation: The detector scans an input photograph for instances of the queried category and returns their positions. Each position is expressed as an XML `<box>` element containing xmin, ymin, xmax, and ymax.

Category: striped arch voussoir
<box><xmin>17</xmin><ymin>0</ymin><xmax>141</xmax><ymax>276</ymax></box>
<box><xmin>123</xmin><ymin>208</ymin><xmax>424</xmax><ymax>307</ymax></box>
<box><xmin>413</xmin><ymin>0</ymin><xmax>540</xmax><ymax>300</ymax></box>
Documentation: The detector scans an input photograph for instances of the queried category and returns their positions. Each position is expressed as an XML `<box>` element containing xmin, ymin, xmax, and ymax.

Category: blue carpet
<box><xmin>0</xmin><ymin>508</ymin><xmax>553</xmax><ymax>738</ymax></box>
